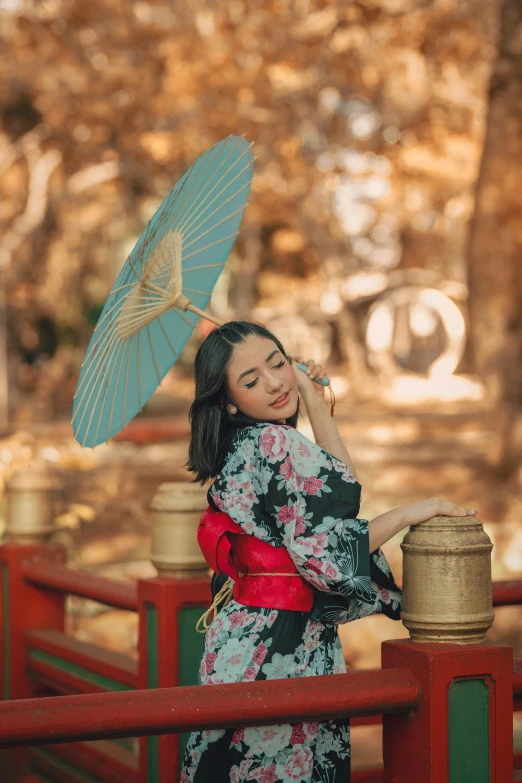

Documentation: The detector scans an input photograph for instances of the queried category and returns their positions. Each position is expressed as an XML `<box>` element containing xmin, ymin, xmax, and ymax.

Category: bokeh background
<box><xmin>1</xmin><ymin>0</ymin><xmax>522</xmax><ymax>771</ymax></box>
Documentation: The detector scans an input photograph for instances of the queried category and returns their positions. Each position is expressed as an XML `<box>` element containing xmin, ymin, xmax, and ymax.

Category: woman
<box><xmin>180</xmin><ymin>321</ymin><xmax>478</xmax><ymax>783</ymax></box>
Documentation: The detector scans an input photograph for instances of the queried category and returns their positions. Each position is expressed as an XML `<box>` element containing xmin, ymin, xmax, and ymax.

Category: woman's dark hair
<box><xmin>185</xmin><ymin>320</ymin><xmax>300</xmax><ymax>485</ymax></box>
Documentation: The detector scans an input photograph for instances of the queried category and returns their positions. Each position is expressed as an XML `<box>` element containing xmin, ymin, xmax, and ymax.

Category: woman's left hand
<box><xmin>290</xmin><ymin>355</ymin><xmax>326</xmax><ymax>403</ymax></box>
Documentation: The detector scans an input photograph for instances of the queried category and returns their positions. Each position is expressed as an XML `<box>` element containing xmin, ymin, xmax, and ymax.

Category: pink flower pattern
<box><xmin>204</xmin><ymin>651</ymin><xmax>217</xmax><ymax>674</ymax></box>
<box><xmin>252</xmin><ymin>643</ymin><xmax>268</xmax><ymax>665</ymax></box>
<box><xmin>303</xmin><ymin>476</ymin><xmax>323</xmax><ymax>495</ymax></box>
<box><xmin>284</xmin><ymin>745</ymin><xmax>314</xmax><ymax>779</ymax></box>
<box><xmin>259</xmin><ymin>426</ymin><xmax>287</xmax><ymax>462</ymax></box>
<box><xmin>277</xmin><ymin>504</ymin><xmax>297</xmax><ymax>524</ymax></box>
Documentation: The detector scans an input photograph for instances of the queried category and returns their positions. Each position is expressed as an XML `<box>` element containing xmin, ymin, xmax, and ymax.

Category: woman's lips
<box><xmin>270</xmin><ymin>391</ymin><xmax>290</xmax><ymax>408</ymax></box>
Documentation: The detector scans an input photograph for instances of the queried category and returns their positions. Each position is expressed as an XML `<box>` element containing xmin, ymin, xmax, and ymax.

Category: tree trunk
<box><xmin>231</xmin><ymin>224</ymin><xmax>261</xmax><ymax>320</ymax></box>
<box><xmin>0</xmin><ymin>270</ymin><xmax>8</xmax><ymax>432</ymax></box>
<box><xmin>467</xmin><ymin>0</ymin><xmax>522</xmax><ymax>477</ymax></box>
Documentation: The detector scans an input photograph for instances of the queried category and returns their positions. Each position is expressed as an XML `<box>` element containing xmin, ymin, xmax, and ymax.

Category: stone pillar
<box><xmin>400</xmin><ymin>514</ymin><xmax>495</xmax><ymax>643</ymax></box>
<box><xmin>382</xmin><ymin>514</ymin><xmax>512</xmax><ymax>782</ymax></box>
<box><xmin>149</xmin><ymin>481</ymin><xmax>209</xmax><ymax>579</ymax></box>
<box><xmin>139</xmin><ymin>482</ymin><xmax>211</xmax><ymax>783</ymax></box>
<box><xmin>4</xmin><ymin>460</ymin><xmax>60</xmax><ymax>544</ymax></box>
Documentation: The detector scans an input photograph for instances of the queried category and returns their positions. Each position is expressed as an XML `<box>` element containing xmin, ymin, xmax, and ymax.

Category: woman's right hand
<box><xmin>401</xmin><ymin>498</ymin><xmax>478</xmax><ymax>527</ymax></box>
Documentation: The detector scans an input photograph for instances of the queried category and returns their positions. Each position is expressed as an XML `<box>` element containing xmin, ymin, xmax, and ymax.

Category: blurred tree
<box><xmin>467</xmin><ymin>0</ymin><xmax>522</xmax><ymax>477</ymax></box>
<box><xmin>0</xmin><ymin>0</ymin><xmax>500</xmax><ymax>418</ymax></box>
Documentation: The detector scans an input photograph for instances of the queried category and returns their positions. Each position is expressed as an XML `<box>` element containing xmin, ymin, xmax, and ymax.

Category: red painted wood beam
<box><xmin>0</xmin><ymin>667</ymin><xmax>421</xmax><ymax>748</ymax></box>
<box><xmin>351</xmin><ymin>714</ymin><xmax>382</xmax><ymax>727</ymax></box>
<box><xmin>22</xmin><ymin>559</ymin><xmax>138</xmax><ymax>611</ymax></box>
<box><xmin>352</xmin><ymin>769</ymin><xmax>383</xmax><ymax>783</ymax></box>
<box><xmin>25</xmin><ymin>750</ymin><xmax>77</xmax><ymax>783</ymax></box>
<box><xmin>492</xmin><ymin>579</ymin><xmax>522</xmax><ymax>606</ymax></box>
<box><xmin>0</xmin><ymin>543</ymin><xmax>67</xmax><ymax>779</ymax></box>
<box><xmin>514</xmin><ymin>658</ymin><xmax>522</xmax><ymax>700</ymax></box>
<box><xmin>27</xmin><ymin>672</ymin><xmax>90</xmax><ymax>699</ymax></box>
<box><xmin>20</xmin><ymin>563</ymin><xmax>518</xmax><ymax>611</ymax></box>
<box><xmin>112</xmin><ymin>418</ymin><xmax>190</xmax><ymax>444</ymax></box>
<box><xmin>26</xmin><ymin>629</ymin><xmax>138</xmax><ymax>689</ymax></box>
<box><xmin>27</xmin><ymin>652</ymin><xmax>131</xmax><ymax>697</ymax></box>
<box><xmin>297</xmin><ymin>656</ymin><xmax>522</xmax><ymax>725</ymax></box>
<box><xmin>30</xmin><ymin>739</ymin><xmax>139</xmax><ymax>783</ymax></box>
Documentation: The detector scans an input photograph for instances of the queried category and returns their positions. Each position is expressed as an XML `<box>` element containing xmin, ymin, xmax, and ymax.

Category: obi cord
<box><xmin>195</xmin><ymin>571</ymin><xmax>303</xmax><ymax>634</ymax></box>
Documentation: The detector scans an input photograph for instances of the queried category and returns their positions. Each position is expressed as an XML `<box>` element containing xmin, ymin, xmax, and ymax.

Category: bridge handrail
<box><xmin>26</xmin><ymin>629</ymin><xmax>139</xmax><ymax>693</ymax></box>
<box><xmin>0</xmin><ymin>667</ymin><xmax>421</xmax><ymax>749</ymax></box>
<box><xmin>17</xmin><ymin>543</ymin><xmax>519</xmax><ymax>632</ymax></box>
<box><xmin>18</xmin><ymin>552</ymin><xmax>522</xmax><ymax>615</ymax></box>
<box><xmin>492</xmin><ymin>579</ymin><xmax>522</xmax><ymax>606</ymax></box>
<box><xmin>22</xmin><ymin>558</ymin><xmax>139</xmax><ymax>611</ymax></box>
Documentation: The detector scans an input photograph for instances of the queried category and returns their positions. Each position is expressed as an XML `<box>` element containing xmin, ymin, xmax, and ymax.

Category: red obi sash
<box><xmin>197</xmin><ymin>506</ymin><xmax>314</xmax><ymax>612</ymax></box>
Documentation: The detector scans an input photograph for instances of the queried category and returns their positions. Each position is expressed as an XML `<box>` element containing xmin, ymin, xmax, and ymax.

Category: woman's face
<box><xmin>226</xmin><ymin>335</ymin><xmax>298</xmax><ymax>423</ymax></box>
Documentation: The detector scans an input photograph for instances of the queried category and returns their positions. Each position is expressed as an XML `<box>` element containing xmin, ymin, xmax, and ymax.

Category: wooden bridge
<box><xmin>0</xmin><ymin>465</ymin><xmax>520</xmax><ymax>782</ymax></box>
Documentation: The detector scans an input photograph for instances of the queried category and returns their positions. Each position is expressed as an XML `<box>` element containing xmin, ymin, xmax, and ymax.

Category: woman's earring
<box><xmin>228</xmin><ymin>405</ymin><xmax>237</xmax><ymax>414</ymax></box>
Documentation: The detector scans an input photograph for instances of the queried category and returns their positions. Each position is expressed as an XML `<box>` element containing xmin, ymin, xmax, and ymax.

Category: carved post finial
<box><xmin>149</xmin><ymin>481</ymin><xmax>209</xmax><ymax>579</ymax></box>
<box><xmin>4</xmin><ymin>459</ymin><xmax>59</xmax><ymax>544</ymax></box>
<box><xmin>400</xmin><ymin>514</ymin><xmax>494</xmax><ymax>644</ymax></box>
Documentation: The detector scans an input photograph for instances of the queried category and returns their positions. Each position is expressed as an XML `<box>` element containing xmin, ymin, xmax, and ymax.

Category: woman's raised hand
<box><xmin>401</xmin><ymin>498</ymin><xmax>478</xmax><ymax>527</ymax></box>
<box><xmin>290</xmin><ymin>355</ymin><xmax>326</xmax><ymax>403</ymax></box>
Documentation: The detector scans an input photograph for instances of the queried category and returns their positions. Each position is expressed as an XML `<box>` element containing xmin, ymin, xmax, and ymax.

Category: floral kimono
<box><xmin>180</xmin><ymin>423</ymin><xmax>402</xmax><ymax>783</ymax></box>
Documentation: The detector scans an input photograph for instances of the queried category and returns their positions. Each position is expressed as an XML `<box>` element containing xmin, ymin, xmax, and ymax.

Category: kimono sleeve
<box><xmin>255</xmin><ymin>424</ymin><xmax>402</xmax><ymax>625</ymax></box>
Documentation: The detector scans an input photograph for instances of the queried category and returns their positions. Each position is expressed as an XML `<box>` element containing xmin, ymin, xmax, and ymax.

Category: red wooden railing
<box><xmin>22</xmin><ymin>558</ymin><xmax>139</xmax><ymax>610</ymax></box>
<box><xmin>0</xmin><ymin>668</ymin><xmax>422</xmax><ymax>747</ymax></box>
<box><xmin>0</xmin><ymin>646</ymin><xmax>518</xmax><ymax>781</ymax></box>
<box><xmin>492</xmin><ymin>579</ymin><xmax>522</xmax><ymax>606</ymax></box>
<box><xmin>26</xmin><ymin>629</ymin><xmax>139</xmax><ymax>694</ymax></box>
<box><xmin>0</xmin><ymin>542</ymin><xmax>210</xmax><ymax>782</ymax></box>
<box><xmin>1</xmin><ymin>539</ymin><xmax>521</xmax><ymax>783</ymax></box>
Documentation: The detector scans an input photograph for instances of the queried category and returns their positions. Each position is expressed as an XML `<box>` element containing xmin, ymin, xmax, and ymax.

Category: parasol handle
<box><xmin>186</xmin><ymin>304</ymin><xmax>224</xmax><ymax>327</ymax></box>
<box><xmin>173</xmin><ymin>295</ymin><xmax>330</xmax><ymax>385</ymax></box>
<box><xmin>172</xmin><ymin>294</ymin><xmax>224</xmax><ymax>327</ymax></box>
<box><xmin>294</xmin><ymin>361</ymin><xmax>330</xmax><ymax>386</ymax></box>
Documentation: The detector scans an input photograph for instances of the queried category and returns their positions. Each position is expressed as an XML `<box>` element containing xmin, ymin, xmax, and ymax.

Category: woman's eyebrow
<box><xmin>237</xmin><ymin>350</ymin><xmax>281</xmax><ymax>383</ymax></box>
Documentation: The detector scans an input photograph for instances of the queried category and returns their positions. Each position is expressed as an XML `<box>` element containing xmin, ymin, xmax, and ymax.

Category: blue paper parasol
<box><xmin>72</xmin><ymin>135</ymin><xmax>254</xmax><ymax>448</ymax></box>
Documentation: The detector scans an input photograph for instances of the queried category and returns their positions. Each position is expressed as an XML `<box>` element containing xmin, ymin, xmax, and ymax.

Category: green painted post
<box><xmin>27</xmin><ymin>649</ymin><xmax>134</xmax><ymax>692</ymax></box>
<box><xmin>0</xmin><ymin>543</ymin><xmax>66</xmax><ymax>780</ymax></box>
<box><xmin>138</xmin><ymin>577</ymin><xmax>210</xmax><ymax>783</ymax></box>
<box><xmin>382</xmin><ymin>640</ymin><xmax>513</xmax><ymax>782</ymax></box>
<box><xmin>448</xmin><ymin>679</ymin><xmax>490</xmax><ymax>782</ymax></box>
<box><xmin>146</xmin><ymin>604</ymin><xmax>160</xmax><ymax>783</ymax></box>
<box><xmin>2</xmin><ymin>564</ymin><xmax>10</xmax><ymax>701</ymax></box>
<box><xmin>30</xmin><ymin>748</ymin><xmax>104</xmax><ymax>783</ymax></box>
<box><xmin>178</xmin><ymin>606</ymin><xmax>206</xmax><ymax>763</ymax></box>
